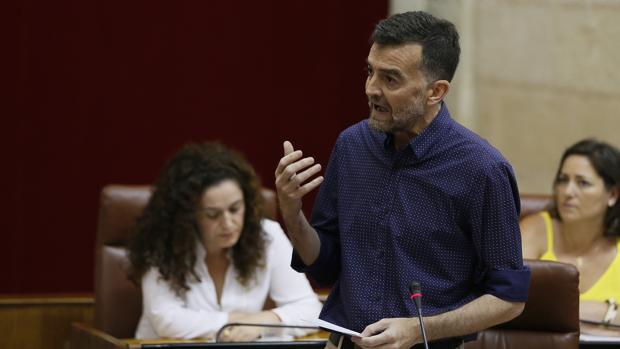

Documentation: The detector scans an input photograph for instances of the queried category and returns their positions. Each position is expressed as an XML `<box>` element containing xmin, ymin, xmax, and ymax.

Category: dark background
<box><xmin>2</xmin><ymin>1</ymin><xmax>388</xmax><ymax>293</ymax></box>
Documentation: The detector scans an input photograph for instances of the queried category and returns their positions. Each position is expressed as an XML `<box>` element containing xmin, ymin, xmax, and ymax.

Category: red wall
<box><xmin>3</xmin><ymin>1</ymin><xmax>388</xmax><ymax>293</ymax></box>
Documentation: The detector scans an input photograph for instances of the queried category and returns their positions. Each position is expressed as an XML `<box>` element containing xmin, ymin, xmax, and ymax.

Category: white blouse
<box><xmin>135</xmin><ymin>219</ymin><xmax>322</xmax><ymax>339</ymax></box>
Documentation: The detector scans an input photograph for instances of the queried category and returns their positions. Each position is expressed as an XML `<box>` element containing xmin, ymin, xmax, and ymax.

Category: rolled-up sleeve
<box><xmin>470</xmin><ymin>161</ymin><xmax>530</xmax><ymax>302</ymax></box>
<box><xmin>291</xmin><ymin>232</ymin><xmax>341</xmax><ymax>287</ymax></box>
<box><xmin>480</xmin><ymin>269</ymin><xmax>531</xmax><ymax>302</ymax></box>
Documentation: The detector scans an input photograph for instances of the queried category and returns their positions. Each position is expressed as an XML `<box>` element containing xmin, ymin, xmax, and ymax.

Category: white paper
<box><xmin>580</xmin><ymin>333</ymin><xmax>620</xmax><ymax>343</ymax></box>
<box><xmin>302</xmin><ymin>318</ymin><xmax>363</xmax><ymax>337</ymax></box>
<box><xmin>258</xmin><ymin>335</ymin><xmax>295</xmax><ymax>342</ymax></box>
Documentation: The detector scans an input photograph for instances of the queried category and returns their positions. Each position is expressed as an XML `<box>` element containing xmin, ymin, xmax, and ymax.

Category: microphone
<box><xmin>409</xmin><ymin>281</ymin><xmax>429</xmax><ymax>349</ymax></box>
<box><xmin>215</xmin><ymin>322</ymin><xmax>320</xmax><ymax>342</ymax></box>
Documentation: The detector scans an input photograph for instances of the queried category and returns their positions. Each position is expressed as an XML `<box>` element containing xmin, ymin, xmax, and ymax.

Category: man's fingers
<box><xmin>275</xmin><ymin>150</ymin><xmax>303</xmax><ymax>176</ymax></box>
<box><xmin>283</xmin><ymin>141</ymin><xmax>294</xmax><ymax>156</ymax></box>
<box><xmin>280</xmin><ymin>161</ymin><xmax>321</xmax><ymax>192</ymax></box>
<box><xmin>284</xmin><ymin>157</ymin><xmax>315</xmax><ymax>179</ymax></box>
<box><xmin>276</xmin><ymin>156</ymin><xmax>314</xmax><ymax>183</ymax></box>
<box><xmin>360</xmin><ymin>320</ymin><xmax>388</xmax><ymax>338</ymax></box>
<box><xmin>274</xmin><ymin>143</ymin><xmax>323</xmax><ymax>199</ymax></box>
<box><xmin>293</xmin><ymin>164</ymin><xmax>322</xmax><ymax>187</ymax></box>
<box><xmin>352</xmin><ymin>331</ymin><xmax>389</xmax><ymax>348</ymax></box>
<box><xmin>297</xmin><ymin>176</ymin><xmax>324</xmax><ymax>196</ymax></box>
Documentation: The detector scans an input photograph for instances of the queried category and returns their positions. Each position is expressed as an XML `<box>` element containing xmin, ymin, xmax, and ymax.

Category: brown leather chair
<box><xmin>80</xmin><ymin>184</ymin><xmax>278</xmax><ymax>342</ymax></box>
<box><xmin>465</xmin><ymin>259</ymin><xmax>580</xmax><ymax>349</ymax></box>
<box><xmin>466</xmin><ymin>194</ymin><xmax>580</xmax><ymax>349</ymax></box>
<box><xmin>519</xmin><ymin>193</ymin><xmax>553</xmax><ymax>219</ymax></box>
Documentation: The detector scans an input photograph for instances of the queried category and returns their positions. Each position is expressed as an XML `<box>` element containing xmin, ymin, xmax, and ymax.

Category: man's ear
<box><xmin>426</xmin><ymin>80</ymin><xmax>450</xmax><ymax>106</ymax></box>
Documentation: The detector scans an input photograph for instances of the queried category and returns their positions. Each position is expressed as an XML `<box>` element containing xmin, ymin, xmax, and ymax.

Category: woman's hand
<box><xmin>220</xmin><ymin>311</ymin><xmax>281</xmax><ymax>342</ymax></box>
<box><xmin>580</xmin><ymin>300</ymin><xmax>620</xmax><ymax>336</ymax></box>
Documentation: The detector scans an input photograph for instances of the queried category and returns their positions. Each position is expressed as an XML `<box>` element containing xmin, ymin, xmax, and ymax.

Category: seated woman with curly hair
<box><xmin>128</xmin><ymin>142</ymin><xmax>322</xmax><ymax>341</ymax></box>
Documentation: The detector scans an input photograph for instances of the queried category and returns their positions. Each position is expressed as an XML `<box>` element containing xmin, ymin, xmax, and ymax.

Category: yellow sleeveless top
<box><xmin>539</xmin><ymin>211</ymin><xmax>620</xmax><ymax>302</ymax></box>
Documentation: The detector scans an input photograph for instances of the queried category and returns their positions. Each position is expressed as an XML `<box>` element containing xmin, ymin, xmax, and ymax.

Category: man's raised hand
<box><xmin>274</xmin><ymin>141</ymin><xmax>323</xmax><ymax>219</ymax></box>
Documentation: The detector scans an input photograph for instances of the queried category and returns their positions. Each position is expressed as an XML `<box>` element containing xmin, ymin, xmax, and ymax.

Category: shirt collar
<box><xmin>195</xmin><ymin>238</ymin><xmax>233</xmax><ymax>262</ymax></box>
<box><xmin>379</xmin><ymin>102</ymin><xmax>452</xmax><ymax>161</ymax></box>
<box><xmin>408</xmin><ymin>102</ymin><xmax>452</xmax><ymax>160</ymax></box>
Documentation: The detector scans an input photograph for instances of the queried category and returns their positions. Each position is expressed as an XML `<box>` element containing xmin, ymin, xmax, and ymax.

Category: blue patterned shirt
<box><xmin>292</xmin><ymin>103</ymin><xmax>530</xmax><ymax>335</ymax></box>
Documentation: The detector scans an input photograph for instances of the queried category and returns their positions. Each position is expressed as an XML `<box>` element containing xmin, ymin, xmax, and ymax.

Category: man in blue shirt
<box><xmin>275</xmin><ymin>11</ymin><xmax>530</xmax><ymax>349</ymax></box>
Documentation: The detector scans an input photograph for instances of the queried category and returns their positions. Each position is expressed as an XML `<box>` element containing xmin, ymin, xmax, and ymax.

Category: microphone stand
<box><xmin>413</xmin><ymin>300</ymin><xmax>429</xmax><ymax>349</ymax></box>
<box><xmin>409</xmin><ymin>282</ymin><xmax>429</xmax><ymax>349</ymax></box>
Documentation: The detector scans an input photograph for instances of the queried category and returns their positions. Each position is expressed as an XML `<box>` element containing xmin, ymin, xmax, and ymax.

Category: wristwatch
<box><xmin>603</xmin><ymin>298</ymin><xmax>618</xmax><ymax>325</ymax></box>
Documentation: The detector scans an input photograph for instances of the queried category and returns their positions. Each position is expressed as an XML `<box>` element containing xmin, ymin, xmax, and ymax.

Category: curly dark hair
<box><xmin>371</xmin><ymin>11</ymin><xmax>460</xmax><ymax>82</ymax></box>
<box><xmin>550</xmin><ymin>138</ymin><xmax>620</xmax><ymax>237</ymax></box>
<box><xmin>128</xmin><ymin>142</ymin><xmax>266</xmax><ymax>296</ymax></box>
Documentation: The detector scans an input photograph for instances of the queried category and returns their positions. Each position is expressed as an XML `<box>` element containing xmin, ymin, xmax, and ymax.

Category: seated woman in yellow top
<box><xmin>521</xmin><ymin>139</ymin><xmax>620</xmax><ymax>336</ymax></box>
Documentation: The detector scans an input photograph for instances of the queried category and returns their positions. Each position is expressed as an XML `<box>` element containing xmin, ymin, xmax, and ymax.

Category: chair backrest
<box><xmin>94</xmin><ymin>184</ymin><xmax>278</xmax><ymax>338</ymax></box>
<box><xmin>519</xmin><ymin>193</ymin><xmax>553</xmax><ymax>218</ymax></box>
<box><xmin>465</xmin><ymin>194</ymin><xmax>577</xmax><ymax>349</ymax></box>
<box><xmin>465</xmin><ymin>259</ymin><xmax>580</xmax><ymax>349</ymax></box>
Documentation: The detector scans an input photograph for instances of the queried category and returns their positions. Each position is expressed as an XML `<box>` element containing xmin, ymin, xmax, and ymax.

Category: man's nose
<box><xmin>365</xmin><ymin>75</ymin><xmax>381</xmax><ymax>98</ymax></box>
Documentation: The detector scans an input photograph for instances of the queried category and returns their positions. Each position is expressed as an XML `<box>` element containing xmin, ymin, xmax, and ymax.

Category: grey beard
<box><xmin>367</xmin><ymin>93</ymin><xmax>427</xmax><ymax>133</ymax></box>
<box><xmin>368</xmin><ymin>107</ymin><xmax>424</xmax><ymax>134</ymax></box>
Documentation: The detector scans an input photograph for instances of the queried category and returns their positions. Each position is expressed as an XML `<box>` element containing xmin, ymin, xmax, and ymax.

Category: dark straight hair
<box><xmin>550</xmin><ymin>138</ymin><xmax>620</xmax><ymax>236</ymax></box>
<box><xmin>371</xmin><ymin>11</ymin><xmax>460</xmax><ymax>82</ymax></box>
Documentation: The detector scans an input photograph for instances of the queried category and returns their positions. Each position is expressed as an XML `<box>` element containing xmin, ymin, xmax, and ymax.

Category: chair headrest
<box><xmin>96</xmin><ymin>184</ymin><xmax>279</xmax><ymax>246</ymax></box>
<box><xmin>520</xmin><ymin>194</ymin><xmax>553</xmax><ymax>218</ymax></box>
<box><xmin>96</xmin><ymin>185</ymin><xmax>152</xmax><ymax>246</ymax></box>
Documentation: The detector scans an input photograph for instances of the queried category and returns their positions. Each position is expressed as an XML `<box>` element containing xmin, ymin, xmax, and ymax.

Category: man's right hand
<box><xmin>274</xmin><ymin>141</ymin><xmax>323</xmax><ymax>220</ymax></box>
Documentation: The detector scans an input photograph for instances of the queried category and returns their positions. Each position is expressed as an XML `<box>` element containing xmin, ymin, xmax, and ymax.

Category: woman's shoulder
<box><xmin>260</xmin><ymin>219</ymin><xmax>293</xmax><ymax>250</ymax></box>
<box><xmin>261</xmin><ymin>218</ymin><xmax>282</xmax><ymax>233</ymax></box>
<box><xmin>520</xmin><ymin>211</ymin><xmax>550</xmax><ymax>259</ymax></box>
<box><xmin>520</xmin><ymin>211</ymin><xmax>548</xmax><ymax>232</ymax></box>
<box><xmin>141</xmin><ymin>266</ymin><xmax>164</xmax><ymax>284</ymax></box>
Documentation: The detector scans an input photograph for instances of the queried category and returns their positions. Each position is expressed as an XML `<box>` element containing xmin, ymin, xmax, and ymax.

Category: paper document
<box><xmin>580</xmin><ymin>334</ymin><xmax>620</xmax><ymax>343</ymax></box>
<box><xmin>302</xmin><ymin>318</ymin><xmax>363</xmax><ymax>337</ymax></box>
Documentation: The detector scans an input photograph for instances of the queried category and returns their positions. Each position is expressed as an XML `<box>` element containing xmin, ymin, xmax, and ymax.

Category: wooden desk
<box><xmin>121</xmin><ymin>331</ymin><xmax>328</xmax><ymax>349</ymax></box>
<box><xmin>580</xmin><ymin>335</ymin><xmax>620</xmax><ymax>348</ymax></box>
<box><xmin>125</xmin><ymin>342</ymin><xmax>326</xmax><ymax>349</ymax></box>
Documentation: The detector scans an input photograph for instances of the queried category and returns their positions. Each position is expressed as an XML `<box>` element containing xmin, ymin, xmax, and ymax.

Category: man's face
<box><xmin>365</xmin><ymin>43</ymin><xmax>430</xmax><ymax>134</ymax></box>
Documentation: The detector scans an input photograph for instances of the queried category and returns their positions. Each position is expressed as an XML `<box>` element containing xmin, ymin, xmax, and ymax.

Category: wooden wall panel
<box><xmin>3</xmin><ymin>0</ymin><xmax>388</xmax><ymax>294</ymax></box>
<box><xmin>0</xmin><ymin>295</ymin><xmax>94</xmax><ymax>349</ymax></box>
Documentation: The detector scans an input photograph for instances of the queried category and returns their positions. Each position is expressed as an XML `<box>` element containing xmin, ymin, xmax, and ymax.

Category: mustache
<box><xmin>367</xmin><ymin>98</ymin><xmax>389</xmax><ymax>109</ymax></box>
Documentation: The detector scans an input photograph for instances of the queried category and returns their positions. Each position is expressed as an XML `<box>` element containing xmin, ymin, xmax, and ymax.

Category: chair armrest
<box><xmin>70</xmin><ymin>322</ymin><xmax>128</xmax><ymax>349</ymax></box>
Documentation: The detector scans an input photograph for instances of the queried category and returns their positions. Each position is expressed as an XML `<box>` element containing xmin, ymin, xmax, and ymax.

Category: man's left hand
<box><xmin>351</xmin><ymin>317</ymin><xmax>419</xmax><ymax>349</ymax></box>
